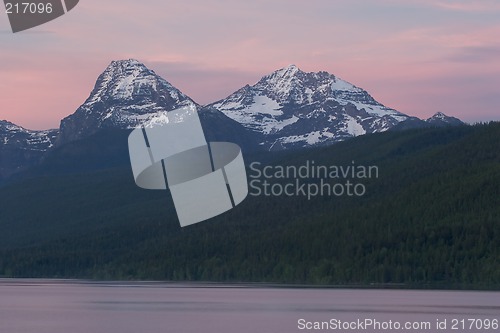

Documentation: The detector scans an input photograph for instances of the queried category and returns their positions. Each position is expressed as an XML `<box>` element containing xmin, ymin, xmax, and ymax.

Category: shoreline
<box><xmin>0</xmin><ymin>278</ymin><xmax>498</xmax><ymax>292</ymax></box>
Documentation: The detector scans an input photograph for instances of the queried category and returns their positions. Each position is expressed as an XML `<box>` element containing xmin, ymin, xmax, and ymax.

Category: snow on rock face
<box><xmin>209</xmin><ymin>65</ymin><xmax>410</xmax><ymax>150</ymax></box>
<box><xmin>430</xmin><ymin>112</ymin><xmax>447</xmax><ymax>120</ymax></box>
<box><xmin>0</xmin><ymin>120</ymin><xmax>57</xmax><ymax>151</ymax></box>
<box><xmin>0</xmin><ymin>120</ymin><xmax>58</xmax><ymax>180</ymax></box>
<box><xmin>0</xmin><ymin>120</ymin><xmax>26</xmax><ymax>133</ymax></box>
<box><xmin>87</xmin><ymin>59</ymin><xmax>183</xmax><ymax>105</ymax></box>
<box><xmin>57</xmin><ymin>59</ymin><xmax>197</xmax><ymax>144</ymax></box>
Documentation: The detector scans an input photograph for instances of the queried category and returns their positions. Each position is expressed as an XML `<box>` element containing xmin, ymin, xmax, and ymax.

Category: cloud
<box><xmin>447</xmin><ymin>46</ymin><xmax>500</xmax><ymax>63</ymax></box>
<box><xmin>433</xmin><ymin>1</ymin><xmax>500</xmax><ymax>12</ymax></box>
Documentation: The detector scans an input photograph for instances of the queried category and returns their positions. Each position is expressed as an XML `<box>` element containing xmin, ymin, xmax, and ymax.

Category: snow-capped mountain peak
<box><xmin>260</xmin><ymin>64</ymin><xmax>300</xmax><ymax>93</ymax></box>
<box><xmin>209</xmin><ymin>65</ymin><xmax>410</xmax><ymax>150</ymax></box>
<box><xmin>273</xmin><ymin>64</ymin><xmax>299</xmax><ymax>76</ymax></box>
<box><xmin>57</xmin><ymin>59</ymin><xmax>197</xmax><ymax>144</ymax></box>
<box><xmin>425</xmin><ymin>112</ymin><xmax>464</xmax><ymax>126</ymax></box>
<box><xmin>86</xmin><ymin>59</ymin><xmax>186</xmax><ymax>105</ymax></box>
<box><xmin>428</xmin><ymin>112</ymin><xmax>448</xmax><ymax>121</ymax></box>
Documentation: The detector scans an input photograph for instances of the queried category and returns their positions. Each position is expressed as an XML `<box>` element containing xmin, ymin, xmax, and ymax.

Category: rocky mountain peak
<box><xmin>86</xmin><ymin>59</ymin><xmax>191</xmax><ymax>105</ymax></box>
<box><xmin>426</xmin><ymin>112</ymin><xmax>464</xmax><ymax>126</ymax></box>
<box><xmin>0</xmin><ymin>120</ymin><xmax>24</xmax><ymax>133</ymax></box>
<box><xmin>429</xmin><ymin>112</ymin><xmax>448</xmax><ymax>120</ymax></box>
<box><xmin>57</xmin><ymin>60</ymin><xmax>197</xmax><ymax>144</ymax></box>
<box><xmin>1</xmin><ymin>120</ymin><xmax>14</xmax><ymax>131</ymax></box>
<box><xmin>210</xmin><ymin>65</ymin><xmax>410</xmax><ymax>149</ymax></box>
<box><xmin>263</xmin><ymin>64</ymin><xmax>300</xmax><ymax>81</ymax></box>
<box><xmin>255</xmin><ymin>65</ymin><xmax>305</xmax><ymax>103</ymax></box>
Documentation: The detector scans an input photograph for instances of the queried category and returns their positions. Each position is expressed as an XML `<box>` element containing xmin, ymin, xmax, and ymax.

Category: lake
<box><xmin>0</xmin><ymin>279</ymin><xmax>498</xmax><ymax>333</ymax></box>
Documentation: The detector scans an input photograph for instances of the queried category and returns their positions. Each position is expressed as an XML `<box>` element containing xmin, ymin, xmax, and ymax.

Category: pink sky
<box><xmin>1</xmin><ymin>0</ymin><xmax>499</xmax><ymax>130</ymax></box>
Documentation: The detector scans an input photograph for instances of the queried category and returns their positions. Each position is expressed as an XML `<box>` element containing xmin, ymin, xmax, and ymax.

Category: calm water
<box><xmin>0</xmin><ymin>280</ymin><xmax>498</xmax><ymax>333</ymax></box>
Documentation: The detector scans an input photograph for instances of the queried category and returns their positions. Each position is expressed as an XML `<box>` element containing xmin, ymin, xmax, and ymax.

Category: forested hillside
<box><xmin>0</xmin><ymin>123</ymin><xmax>498</xmax><ymax>289</ymax></box>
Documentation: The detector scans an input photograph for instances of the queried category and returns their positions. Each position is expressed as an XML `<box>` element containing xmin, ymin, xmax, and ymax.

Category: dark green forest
<box><xmin>0</xmin><ymin>123</ymin><xmax>499</xmax><ymax>289</ymax></box>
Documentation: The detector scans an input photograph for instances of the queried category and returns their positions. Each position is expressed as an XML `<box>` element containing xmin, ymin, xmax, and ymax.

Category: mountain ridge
<box><xmin>0</xmin><ymin>120</ymin><xmax>58</xmax><ymax>179</ymax></box>
<box><xmin>1</xmin><ymin>59</ymin><xmax>465</xmax><ymax>181</ymax></box>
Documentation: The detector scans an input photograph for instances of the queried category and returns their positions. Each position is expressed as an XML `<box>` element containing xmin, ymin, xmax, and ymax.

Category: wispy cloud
<box><xmin>447</xmin><ymin>46</ymin><xmax>500</xmax><ymax>62</ymax></box>
<box><xmin>434</xmin><ymin>1</ymin><xmax>500</xmax><ymax>12</ymax></box>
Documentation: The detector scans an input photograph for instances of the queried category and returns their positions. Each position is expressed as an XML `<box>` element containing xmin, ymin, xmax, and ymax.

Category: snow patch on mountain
<box><xmin>330</xmin><ymin>77</ymin><xmax>358</xmax><ymax>92</ymax></box>
<box><xmin>345</xmin><ymin>115</ymin><xmax>367</xmax><ymax>136</ymax></box>
<box><xmin>0</xmin><ymin>120</ymin><xmax>57</xmax><ymax>151</ymax></box>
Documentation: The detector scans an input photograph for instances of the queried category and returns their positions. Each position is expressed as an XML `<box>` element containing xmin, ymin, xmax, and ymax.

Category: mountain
<box><xmin>0</xmin><ymin>120</ymin><xmax>57</xmax><ymax>151</ymax></box>
<box><xmin>0</xmin><ymin>120</ymin><xmax>58</xmax><ymax>180</ymax></box>
<box><xmin>55</xmin><ymin>59</ymin><xmax>257</xmax><ymax>151</ymax></box>
<box><xmin>209</xmin><ymin>65</ymin><xmax>410</xmax><ymax>150</ymax></box>
<box><xmin>391</xmin><ymin>112</ymin><xmax>465</xmax><ymax>131</ymax></box>
<box><xmin>425</xmin><ymin>112</ymin><xmax>465</xmax><ymax>127</ymax></box>
<box><xmin>57</xmin><ymin>59</ymin><xmax>197</xmax><ymax>145</ymax></box>
<box><xmin>0</xmin><ymin>61</ymin><xmax>259</xmax><ymax>181</ymax></box>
